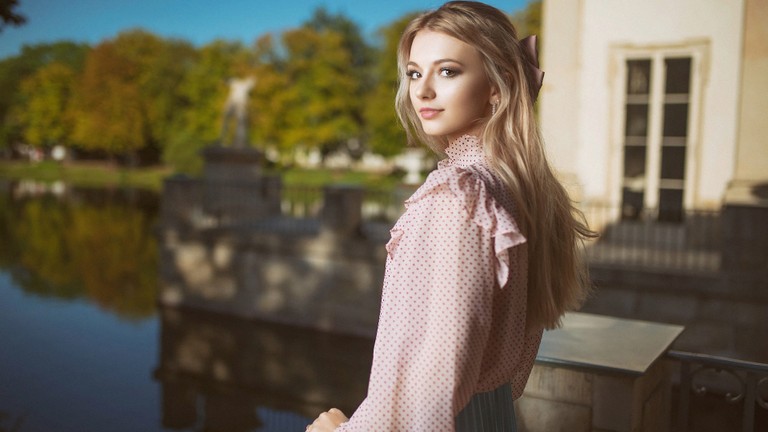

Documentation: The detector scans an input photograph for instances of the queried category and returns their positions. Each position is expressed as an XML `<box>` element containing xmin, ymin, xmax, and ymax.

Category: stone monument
<box><xmin>177</xmin><ymin>75</ymin><xmax>282</xmax><ymax>226</ymax></box>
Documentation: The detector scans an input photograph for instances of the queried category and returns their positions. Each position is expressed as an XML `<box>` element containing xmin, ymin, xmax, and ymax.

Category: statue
<box><xmin>220</xmin><ymin>76</ymin><xmax>256</xmax><ymax>148</ymax></box>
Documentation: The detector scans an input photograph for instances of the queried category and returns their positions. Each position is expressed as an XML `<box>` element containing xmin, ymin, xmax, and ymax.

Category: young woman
<box><xmin>308</xmin><ymin>2</ymin><xmax>594</xmax><ymax>431</ymax></box>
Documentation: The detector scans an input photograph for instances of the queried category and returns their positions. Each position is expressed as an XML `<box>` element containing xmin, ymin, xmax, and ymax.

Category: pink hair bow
<box><xmin>520</xmin><ymin>35</ymin><xmax>544</xmax><ymax>101</ymax></box>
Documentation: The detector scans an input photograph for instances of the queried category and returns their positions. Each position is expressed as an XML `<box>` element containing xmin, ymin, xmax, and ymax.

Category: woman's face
<box><xmin>407</xmin><ymin>30</ymin><xmax>495</xmax><ymax>142</ymax></box>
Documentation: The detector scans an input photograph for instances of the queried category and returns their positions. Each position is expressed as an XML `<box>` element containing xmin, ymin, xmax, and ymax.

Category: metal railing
<box><xmin>277</xmin><ymin>187</ymin><xmax>726</xmax><ymax>272</ymax></box>
<box><xmin>668</xmin><ymin>350</ymin><xmax>768</xmax><ymax>432</ymax></box>
<box><xmin>580</xmin><ymin>203</ymin><xmax>722</xmax><ymax>272</ymax></box>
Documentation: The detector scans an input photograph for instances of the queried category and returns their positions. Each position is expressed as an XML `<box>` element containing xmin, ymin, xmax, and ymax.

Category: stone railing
<box><xmin>517</xmin><ymin>313</ymin><xmax>683</xmax><ymax>432</ymax></box>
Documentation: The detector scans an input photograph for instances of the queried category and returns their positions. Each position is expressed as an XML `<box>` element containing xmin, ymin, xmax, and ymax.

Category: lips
<box><xmin>419</xmin><ymin>108</ymin><xmax>443</xmax><ymax>119</ymax></box>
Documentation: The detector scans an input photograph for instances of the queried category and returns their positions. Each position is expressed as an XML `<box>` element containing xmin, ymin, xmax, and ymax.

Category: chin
<box><xmin>420</xmin><ymin>124</ymin><xmax>446</xmax><ymax>137</ymax></box>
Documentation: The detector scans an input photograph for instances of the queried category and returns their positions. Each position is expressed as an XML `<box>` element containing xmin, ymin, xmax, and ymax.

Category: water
<box><xmin>0</xmin><ymin>182</ymin><xmax>372</xmax><ymax>432</ymax></box>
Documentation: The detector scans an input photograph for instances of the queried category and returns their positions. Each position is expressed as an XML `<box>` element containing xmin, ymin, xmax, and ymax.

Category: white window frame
<box><xmin>608</xmin><ymin>42</ymin><xmax>709</xmax><ymax>216</ymax></box>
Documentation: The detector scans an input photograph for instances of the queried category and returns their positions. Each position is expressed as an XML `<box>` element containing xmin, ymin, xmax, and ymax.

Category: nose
<box><xmin>414</xmin><ymin>75</ymin><xmax>435</xmax><ymax>100</ymax></box>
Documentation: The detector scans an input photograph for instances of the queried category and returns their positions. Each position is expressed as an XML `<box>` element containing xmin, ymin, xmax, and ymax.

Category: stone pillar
<box><xmin>200</xmin><ymin>146</ymin><xmax>281</xmax><ymax>224</ymax></box>
<box><xmin>321</xmin><ymin>185</ymin><xmax>364</xmax><ymax>236</ymax></box>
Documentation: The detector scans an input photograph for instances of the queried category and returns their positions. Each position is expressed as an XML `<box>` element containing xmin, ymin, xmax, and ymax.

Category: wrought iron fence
<box><xmin>668</xmin><ymin>350</ymin><xmax>768</xmax><ymax>432</ymax></box>
<box><xmin>580</xmin><ymin>203</ymin><xmax>722</xmax><ymax>272</ymax></box>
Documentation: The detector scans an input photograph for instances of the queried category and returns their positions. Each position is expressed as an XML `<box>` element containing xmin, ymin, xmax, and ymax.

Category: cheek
<box><xmin>472</xmin><ymin>81</ymin><xmax>492</xmax><ymax>113</ymax></box>
<box><xmin>452</xmin><ymin>82</ymin><xmax>487</xmax><ymax>116</ymax></box>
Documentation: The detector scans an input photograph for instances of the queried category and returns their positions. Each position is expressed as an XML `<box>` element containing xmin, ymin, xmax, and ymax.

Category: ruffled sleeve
<box><xmin>402</xmin><ymin>166</ymin><xmax>526</xmax><ymax>288</ymax></box>
<box><xmin>337</xmin><ymin>167</ymin><xmax>527</xmax><ymax>431</ymax></box>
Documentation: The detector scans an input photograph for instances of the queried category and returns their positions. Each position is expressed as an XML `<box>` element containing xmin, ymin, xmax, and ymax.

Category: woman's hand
<box><xmin>306</xmin><ymin>408</ymin><xmax>348</xmax><ymax>432</ymax></box>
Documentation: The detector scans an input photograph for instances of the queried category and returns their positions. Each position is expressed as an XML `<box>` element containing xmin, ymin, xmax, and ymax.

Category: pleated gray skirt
<box><xmin>455</xmin><ymin>384</ymin><xmax>517</xmax><ymax>432</ymax></box>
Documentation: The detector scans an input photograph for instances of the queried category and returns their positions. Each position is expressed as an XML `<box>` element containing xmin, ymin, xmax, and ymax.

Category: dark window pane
<box><xmin>627</xmin><ymin>60</ymin><xmax>651</xmax><ymax>95</ymax></box>
<box><xmin>622</xmin><ymin>188</ymin><xmax>644</xmax><ymax>220</ymax></box>
<box><xmin>623</xmin><ymin>146</ymin><xmax>647</xmax><ymax>178</ymax></box>
<box><xmin>663</xmin><ymin>103</ymin><xmax>689</xmax><ymax>137</ymax></box>
<box><xmin>665</xmin><ymin>57</ymin><xmax>691</xmax><ymax>94</ymax></box>
<box><xmin>659</xmin><ymin>188</ymin><xmax>684</xmax><ymax>222</ymax></box>
<box><xmin>625</xmin><ymin>104</ymin><xmax>649</xmax><ymax>136</ymax></box>
<box><xmin>661</xmin><ymin>146</ymin><xmax>686</xmax><ymax>179</ymax></box>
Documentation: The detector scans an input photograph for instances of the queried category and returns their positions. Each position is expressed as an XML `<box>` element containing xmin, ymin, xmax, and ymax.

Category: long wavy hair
<box><xmin>395</xmin><ymin>1</ymin><xmax>596</xmax><ymax>330</ymax></box>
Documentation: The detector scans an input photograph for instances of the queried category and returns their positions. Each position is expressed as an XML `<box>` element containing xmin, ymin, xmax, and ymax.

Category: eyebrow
<box><xmin>407</xmin><ymin>58</ymin><xmax>466</xmax><ymax>68</ymax></box>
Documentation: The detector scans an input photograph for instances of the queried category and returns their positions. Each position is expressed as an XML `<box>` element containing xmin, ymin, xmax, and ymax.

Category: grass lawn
<box><xmin>0</xmin><ymin>160</ymin><xmax>402</xmax><ymax>191</ymax></box>
<box><xmin>0</xmin><ymin>160</ymin><xmax>171</xmax><ymax>190</ymax></box>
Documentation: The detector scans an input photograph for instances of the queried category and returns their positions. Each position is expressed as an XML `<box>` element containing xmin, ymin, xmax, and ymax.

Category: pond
<box><xmin>0</xmin><ymin>180</ymin><xmax>373</xmax><ymax>432</ymax></box>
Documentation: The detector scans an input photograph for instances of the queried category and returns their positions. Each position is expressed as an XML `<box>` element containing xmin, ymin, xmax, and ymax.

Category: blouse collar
<box><xmin>440</xmin><ymin>135</ymin><xmax>485</xmax><ymax>168</ymax></box>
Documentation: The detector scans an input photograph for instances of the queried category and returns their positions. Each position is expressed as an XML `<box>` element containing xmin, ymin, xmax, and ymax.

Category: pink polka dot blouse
<box><xmin>336</xmin><ymin>135</ymin><xmax>543</xmax><ymax>431</ymax></box>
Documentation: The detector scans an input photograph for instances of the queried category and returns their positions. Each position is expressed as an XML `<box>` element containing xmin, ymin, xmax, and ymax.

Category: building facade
<box><xmin>540</xmin><ymin>0</ymin><xmax>766</xmax><ymax>217</ymax></box>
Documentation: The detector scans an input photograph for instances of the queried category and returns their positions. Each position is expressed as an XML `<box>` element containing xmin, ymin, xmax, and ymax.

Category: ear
<box><xmin>489</xmin><ymin>85</ymin><xmax>500</xmax><ymax>105</ymax></box>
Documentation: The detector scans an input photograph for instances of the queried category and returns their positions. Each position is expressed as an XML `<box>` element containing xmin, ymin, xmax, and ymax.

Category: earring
<box><xmin>491</xmin><ymin>102</ymin><xmax>498</xmax><ymax>115</ymax></box>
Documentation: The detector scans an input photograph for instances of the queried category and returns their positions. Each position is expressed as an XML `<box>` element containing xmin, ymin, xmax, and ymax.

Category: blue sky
<box><xmin>0</xmin><ymin>0</ymin><xmax>532</xmax><ymax>59</ymax></box>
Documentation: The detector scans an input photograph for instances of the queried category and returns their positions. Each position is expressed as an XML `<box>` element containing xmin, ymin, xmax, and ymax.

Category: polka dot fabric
<box><xmin>336</xmin><ymin>135</ymin><xmax>543</xmax><ymax>431</ymax></box>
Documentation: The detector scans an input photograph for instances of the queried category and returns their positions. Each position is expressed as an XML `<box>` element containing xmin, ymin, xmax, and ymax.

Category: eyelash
<box><xmin>406</xmin><ymin>70</ymin><xmax>421</xmax><ymax>80</ymax></box>
<box><xmin>440</xmin><ymin>67</ymin><xmax>459</xmax><ymax>77</ymax></box>
<box><xmin>405</xmin><ymin>68</ymin><xmax>460</xmax><ymax>80</ymax></box>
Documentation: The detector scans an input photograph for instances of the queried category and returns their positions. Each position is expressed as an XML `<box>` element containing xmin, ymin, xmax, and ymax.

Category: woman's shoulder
<box><xmin>406</xmin><ymin>164</ymin><xmax>510</xmax><ymax>213</ymax></box>
<box><xmin>405</xmin><ymin>165</ymin><xmax>484</xmax><ymax>207</ymax></box>
<box><xmin>403</xmin><ymin>164</ymin><xmax>522</xmax><ymax>236</ymax></box>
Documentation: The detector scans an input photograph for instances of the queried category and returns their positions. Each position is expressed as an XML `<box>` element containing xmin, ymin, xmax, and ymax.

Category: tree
<box><xmin>302</xmin><ymin>8</ymin><xmax>374</xmax><ymax>158</ymax></box>
<box><xmin>14</xmin><ymin>62</ymin><xmax>77</xmax><ymax>149</ymax></box>
<box><xmin>72</xmin><ymin>38</ymin><xmax>144</xmax><ymax>157</ymax></box>
<box><xmin>0</xmin><ymin>0</ymin><xmax>26</xmax><ymax>32</ymax></box>
<box><xmin>0</xmin><ymin>41</ymin><xmax>89</xmax><ymax>150</ymax></box>
<box><xmin>72</xmin><ymin>30</ymin><xmax>195</xmax><ymax>163</ymax></box>
<box><xmin>249</xmin><ymin>34</ymin><xmax>291</xmax><ymax>156</ymax></box>
<box><xmin>164</xmin><ymin>39</ymin><xmax>252</xmax><ymax>173</ymax></box>
<box><xmin>364</xmin><ymin>14</ymin><xmax>417</xmax><ymax>157</ymax></box>
<box><xmin>303</xmin><ymin>7</ymin><xmax>374</xmax><ymax>90</ymax></box>
<box><xmin>510</xmin><ymin>1</ymin><xmax>542</xmax><ymax>42</ymax></box>
<box><xmin>278</xmin><ymin>26</ymin><xmax>362</xmax><ymax>157</ymax></box>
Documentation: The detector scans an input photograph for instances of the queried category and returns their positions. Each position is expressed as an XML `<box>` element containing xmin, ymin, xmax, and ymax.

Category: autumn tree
<box><xmin>0</xmin><ymin>41</ymin><xmax>88</xmax><ymax>151</ymax></box>
<box><xmin>72</xmin><ymin>38</ymin><xmax>144</xmax><ymax>158</ymax></box>
<box><xmin>249</xmin><ymin>34</ymin><xmax>290</xmax><ymax>157</ymax></box>
<box><xmin>300</xmin><ymin>8</ymin><xmax>374</xmax><ymax>158</ymax></box>
<box><xmin>277</xmin><ymin>26</ymin><xmax>362</xmax><ymax>157</ymax></box>
<box><xmin>13</xmin><ymin>62</ymin><xmax>77</xmax><ymax>149</ymax></box>
<box><xmin>72</xmin><ymin>30</ymin><xmax>194</xmax><ymax>163</ymax></box>
<box><xmin>364</xmin><ymin>14</ymin><xmax>417</xmax><ymax>157</ymax></box>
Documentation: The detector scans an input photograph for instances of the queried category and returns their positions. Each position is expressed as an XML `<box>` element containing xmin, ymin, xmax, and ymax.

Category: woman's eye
<box><xmin>406</xmin><ymin>70</ymin><xmax>421</xmax><ymax>79</ymax></box>
<box><xmin>440</xmin><ymin>68</ymin><xmax>458</xmax><ymax>77</ymax></box>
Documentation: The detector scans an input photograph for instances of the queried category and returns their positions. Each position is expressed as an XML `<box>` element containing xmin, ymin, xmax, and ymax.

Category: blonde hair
<box><xmin>395</xmin><ymin>1</ymin><xmax>596</xmax><ymax>330</ymax></box>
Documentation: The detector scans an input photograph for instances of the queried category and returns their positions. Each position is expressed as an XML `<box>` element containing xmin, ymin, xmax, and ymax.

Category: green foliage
<box><xmin>71</xmin><ymin>30</ymin><xmax>196</xmax><ymax>161</ymax></box>
<box><xmin>279</xmin><ymin>26</ymin><xmax>361</xmax><ymax>152</ymax></box>
<box><xmin>364</xmin><ymin>14</ymin><xmax>418</xmax><ymax>157</ymax></box>
<box><xmin>0</xmin><ymin>4</ymin><xmax>542</xmax><ymax>165</ymax></box>
<box><xmin>0</xmin><ymin>160</ymin><xmax>169</xmax><ymax>189</ymax></box>
<box><xmin>0</xmin><ymin>41</ymin><xmax>89</xmax><ymax>148</ymax></box>
<box><xmin>71</xmin><ymin>38</ymin><xmax>145</xmax><ymax>155</ymax></box>
<box><xmin>510</xmin><ymin>0</ymin><xmax>542</xmax><ymax>41</ymax></box>
<box><xmin>14</xmin><ymin>62</ymin><xmax>77</xmax><ymax>148</ymax></box>
<box><xmin>164</xmin><ymin>39</ymin><xmax>250</xmax><ymax>173</ymax></box>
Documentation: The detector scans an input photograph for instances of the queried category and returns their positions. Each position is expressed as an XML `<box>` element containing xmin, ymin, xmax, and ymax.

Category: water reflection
<box><xmin>0</xmin><ymin>182</ymin><xmax>159</xmax><ymax>319</ymax></box>
<box><xmin>0</xmin><ymin>180</ymin><xmax>374</xmax><ymax>431</ymax></box>
<box><xmin>155</xmin><ymin>307</ymin><xmax>372</xmax><ymax>431</ymax></box>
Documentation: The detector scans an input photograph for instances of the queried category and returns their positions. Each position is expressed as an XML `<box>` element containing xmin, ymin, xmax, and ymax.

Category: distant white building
<box><xmin>540</xmin><ymin>0</ymin><xmax>767</xmax><ymax>222</ymax></box>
